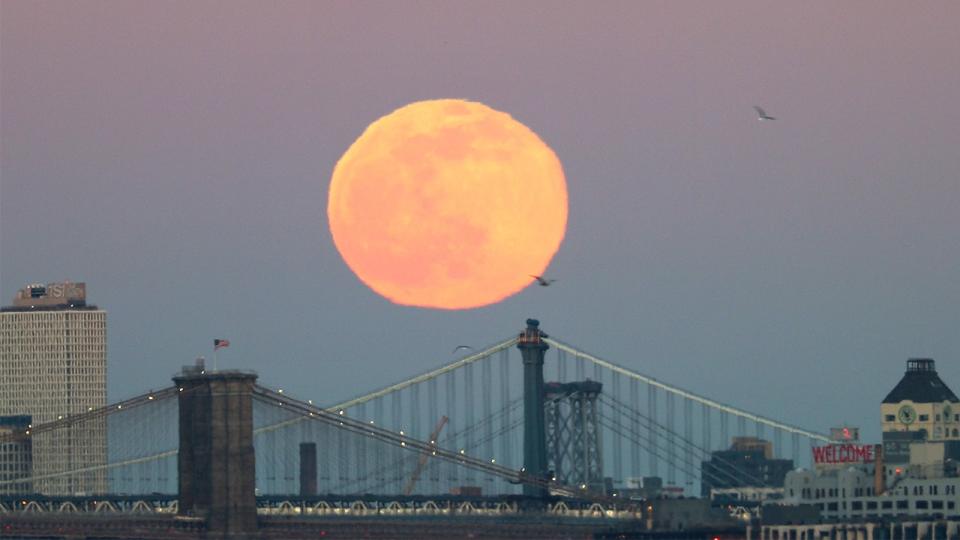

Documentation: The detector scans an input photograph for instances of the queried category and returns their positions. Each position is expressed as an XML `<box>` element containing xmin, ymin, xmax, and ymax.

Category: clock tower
<box><xmin>881</xmin><ymin>359</ymin><xmax>959</xmax><ymax>444</ymax></box>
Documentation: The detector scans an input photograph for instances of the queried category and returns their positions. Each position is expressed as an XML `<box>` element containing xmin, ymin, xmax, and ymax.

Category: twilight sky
<box><xmin>2</xmin><ymin>1</ymin><xmax>959</xmax><ymax>444</ymax></box>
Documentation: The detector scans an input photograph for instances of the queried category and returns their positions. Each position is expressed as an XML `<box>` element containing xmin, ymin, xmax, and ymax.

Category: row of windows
<box><xmin>885</xmin><ymin>414</ymin><xmax>960</xmax><ymax>423</ymax></box>
<box><xmin>798</xmin><ymin>487</ymin><xmax>879</xmax><ymax>499</ymax></box>
<box><xmin>1</xmin><ymin>348</ymin><xmax>106</xmax><ymax>355</ymax></box>
<box><xmin>817</xmin><ymin>500</ymin><xmax>957</xmax><ymax>512</ymax></box>
<box><xmin>796</xmin><ymin>483</ymin><xmax>960</xmax><ymax>499</ymax></box>
<box><xmin>0</xmin><ymin>312</ymin><xmax>105</xmax><ymax>319</ymax></box>
<box><xmin>0</xmin><ymin>443</ymin><xmax>31</xmax><ymax>451</ymax></box>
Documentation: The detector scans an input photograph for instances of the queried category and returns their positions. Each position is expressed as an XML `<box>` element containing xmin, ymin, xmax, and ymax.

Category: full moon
<box><xmin>328</xmin><ymin>99</ymin><xmax>568</xmax><ymax>309</ymax></box>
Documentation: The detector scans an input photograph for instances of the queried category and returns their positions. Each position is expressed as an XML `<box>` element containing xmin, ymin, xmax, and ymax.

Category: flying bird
<box><xmin>753</xmin><ymin>106</ymin><xmax>776</xmax><ymax>121</ymax></box>
<box><xmin>452</xmin><ymin>345</ymin><xmax>473</xmax><ymax>354</ymax></box>
<box><xmin>530</xmin><ymin>275</ymin><xmax>557</xmax><ymax>287</ymax></box>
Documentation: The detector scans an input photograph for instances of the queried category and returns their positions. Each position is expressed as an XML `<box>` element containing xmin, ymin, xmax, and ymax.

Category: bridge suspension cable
<box><xmin>597</xmin><ymin>394</ymin><xmax>769</xmax><ymax>490</ymax></box>
<box><xmin>251</xmin><ymin>385</ymin><xmax>580</xmax><ymax>497</ymax></box>
<box><xmin>544</xmin><ymin>337</ymin><xmax>830</xmax><ymax>443</ymax></box>
<box><xmin>330</xmin><ymin>337</ymin><xmax>519</xmax><ymax>411</ymax></box>
<box><xmin>251</xmin><ymin>337</ymin><xmax>519</xmax><ymax>437</ymax></box>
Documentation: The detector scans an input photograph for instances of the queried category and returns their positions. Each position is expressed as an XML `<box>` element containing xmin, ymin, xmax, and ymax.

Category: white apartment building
<box><xmin>0</xmin><ymin>282</ymin><xmax>107</xmax><ymax>495</ymax></box>
<box><xmin>780</xmin><ymin>359</ymin><xmax>960</xmax><ymax>521</ymax></box>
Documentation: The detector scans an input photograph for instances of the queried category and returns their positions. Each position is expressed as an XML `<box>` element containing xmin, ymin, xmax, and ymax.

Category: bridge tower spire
<box><xmin>173</xmin><ymin>367</ymin><xmax>258</xmax><ymax>539</ymax></box>
<box><xmin>517</xmin><ymin>318</ymin><xmax>549</xmax><ymax>497</ymax></box>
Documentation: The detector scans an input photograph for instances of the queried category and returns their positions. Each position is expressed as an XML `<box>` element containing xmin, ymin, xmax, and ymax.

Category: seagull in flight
<box><xmin>530</xmin><ymin>275</ymin><xmax>557</xmax><ymax>287</ymax></box>
<box><xmin>452</xmin><ymin>345</ymin><xmax>473</xmax><ymax>354</ymax></box>
<box><xmin>753</xmin><ymin>106</ymin><xmax>776</xmax><ymax>121</ymax></box>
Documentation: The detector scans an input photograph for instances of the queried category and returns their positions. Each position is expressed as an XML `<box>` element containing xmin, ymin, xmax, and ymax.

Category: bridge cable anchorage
<box><xmin>250</xmin><ymin>386</ymin><xmax>592</xmax><ymax>498</ymax></box>
<box><xmin>544</xmin><ymin>337</ymin><xmax>831</xmax><ymax>442</ymax></box>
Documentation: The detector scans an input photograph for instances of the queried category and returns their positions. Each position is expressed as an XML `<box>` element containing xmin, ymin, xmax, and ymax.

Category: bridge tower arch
<box><xmin>174</xmin><ymin>368</ymin><xmax>258</xmax><ymax>539</ymax></box>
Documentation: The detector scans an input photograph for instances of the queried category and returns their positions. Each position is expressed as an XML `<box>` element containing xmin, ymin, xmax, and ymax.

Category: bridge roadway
<box><xmin>0</xmin><ymin>494</ymin><xmax>744</xmax><ymax>539</ymax></box>
<box><xmin>0</xmin><ymin>504</ymin><xmax>649</xmax><ymax>540</ymax></box>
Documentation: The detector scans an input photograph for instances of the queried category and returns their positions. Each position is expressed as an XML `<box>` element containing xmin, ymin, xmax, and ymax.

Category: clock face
<box><xmin>899</xmin><ymin>405</ymin><xmax>917</xmax><ymax>425</ymax></box>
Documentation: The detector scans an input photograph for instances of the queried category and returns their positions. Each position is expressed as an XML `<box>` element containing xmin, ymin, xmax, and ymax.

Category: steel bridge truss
<box><xmin>545</xmin><ymin>381</ymin><xmax>604</xmax><ymax>491</ymax></box>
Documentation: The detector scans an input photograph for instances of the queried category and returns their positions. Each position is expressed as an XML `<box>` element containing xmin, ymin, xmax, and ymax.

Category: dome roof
<box><xmin>882</xmin><ymin>358</ymin><xmax>959</xmax><ymax>404</ymax></box>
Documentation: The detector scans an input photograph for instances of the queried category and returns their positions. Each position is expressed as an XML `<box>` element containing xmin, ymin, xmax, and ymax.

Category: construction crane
<box><xmin>402</xmin><ymin>415</ymin><xmax>449</xmax><ymax>496</ymax></box>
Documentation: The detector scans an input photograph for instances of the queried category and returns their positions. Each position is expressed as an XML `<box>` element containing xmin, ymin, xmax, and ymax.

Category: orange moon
<box><xmin>328</xmin><ymin>99</ymin><xmax>567</xmax><ymax>309</ymax></box>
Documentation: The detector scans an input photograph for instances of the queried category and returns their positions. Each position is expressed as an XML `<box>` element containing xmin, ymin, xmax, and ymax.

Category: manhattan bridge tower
<box><xmin>544</xmin><ymin>380</ymin><xmax>604</xmax><ymax>491</ymax></box>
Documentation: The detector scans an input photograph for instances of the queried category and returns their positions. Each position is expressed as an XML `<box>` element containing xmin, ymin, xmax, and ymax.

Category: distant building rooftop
<box><xmin>1</xmin><ymin>282</ymin><xmax>98</xmax><ymax>312</ymax></box>
<box><xmin>882</xmin><ymin>358</ymin><xmax>959</xmax><ymax>404</ymax></box>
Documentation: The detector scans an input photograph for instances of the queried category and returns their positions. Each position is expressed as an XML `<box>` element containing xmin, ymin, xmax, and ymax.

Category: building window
<box><xmin>920</xmin><ymin>415</ymin><xmax>930</xmax><ymax>422</ymax></box>
<box><xmin>897</xmin><ymin>500</ymin><xmax>908</xmax><ymax>509</ymax></box>
<box><xmin>867</xmin><ymin>501</ymin><xmax>878</xmax><ymax>510</ymax></box>
<box><xmin>828</xmin><ymin>503</ymin><xmax>838</xmax><ymax>511</ymax></box>
<box><xmin>885</xmin><ymin>415</ymin><xmax>896</xmax><ymax>422</ymax></box>
<box><xmin>882</xmin><ymin>501</ymin><xmax>893</xmax><ymax>509</ymax></box>
<box><xmin>937</xmin><ymin>414</ymin><xmax>941</xmax><ymax>421</ymax></box>
<box><xmin>933</xmin><ymin>501</ymin><xmax>944</xmax><ymax>510</ymax></box>
<box><xmin>916</xmin><ymin>500</ymin><xmax>929</xmax><ymax>509</ymax></box>
<box><xmin>851</xmin><ymin>501</ymin><xmax>862</xmax><ymax>510</ymax></box>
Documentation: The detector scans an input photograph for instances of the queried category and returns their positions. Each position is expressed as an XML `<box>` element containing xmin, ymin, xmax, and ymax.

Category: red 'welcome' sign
<box><xmin>812</xmin><ymin>444</ymin><xmax>875</xmax><ymax>464</ymax></box>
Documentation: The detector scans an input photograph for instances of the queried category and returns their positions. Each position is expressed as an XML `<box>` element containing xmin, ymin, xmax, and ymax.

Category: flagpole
<box><xmin>213</xmin><ymin>346</ymin><xmax>218</xmax><ymax>372</ymax></box>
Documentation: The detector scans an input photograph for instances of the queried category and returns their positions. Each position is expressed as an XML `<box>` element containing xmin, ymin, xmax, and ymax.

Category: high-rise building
<box><xmin>0</xmin><ymin>282</ymin><xmax>107</xmax><ymax>495</ymax></box>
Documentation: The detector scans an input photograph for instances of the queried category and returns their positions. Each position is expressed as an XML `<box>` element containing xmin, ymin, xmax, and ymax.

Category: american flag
<box><xmin>214</xmin><ymin>339</ymin><xmax>230</xmax><ymax>350</ymax></box>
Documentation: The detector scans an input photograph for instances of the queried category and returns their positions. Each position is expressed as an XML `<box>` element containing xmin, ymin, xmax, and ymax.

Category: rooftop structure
<box><xmin>883</xmin><ymin>359</ymin><xmax>959</xmax><ymax>404</ymax></box>
<box><xmin>3</xmin><ymin>282</ymin><xmax>92</xmax><ymax>311</ymax></box>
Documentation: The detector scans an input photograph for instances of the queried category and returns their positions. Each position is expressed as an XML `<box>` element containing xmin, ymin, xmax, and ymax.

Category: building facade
<box><xmin>0</xmin><ymin>415</ymin><xmax>32</xmax><ymax>495</ymax></box>
<box><xmin>0</xmin><ymin>282</ymin><xmax>107</xmax><ymax>495</ymax></box>
<box><xmin>781</xmin><ymin>359</ymin><xmax>960</xmax><ymax>521</ymax></box>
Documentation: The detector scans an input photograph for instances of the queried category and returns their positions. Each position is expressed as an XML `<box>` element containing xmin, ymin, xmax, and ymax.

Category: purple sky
<box><xmin>2</xmin><ymin>1</ymin><xmax>959</xmax><ymax>444</ymax></box>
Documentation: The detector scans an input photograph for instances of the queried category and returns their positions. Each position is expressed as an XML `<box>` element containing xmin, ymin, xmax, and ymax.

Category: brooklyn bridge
<box><xmin>0</xmin><ymin>319</ymin><xmax>829</xmax><ymax>539</ymax></box>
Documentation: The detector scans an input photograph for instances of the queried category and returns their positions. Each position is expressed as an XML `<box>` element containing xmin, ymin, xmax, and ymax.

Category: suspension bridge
<box><xmin>0</xmin><ymin>319</ymin><xmax>828</xmax><ymax>539</ymax></box>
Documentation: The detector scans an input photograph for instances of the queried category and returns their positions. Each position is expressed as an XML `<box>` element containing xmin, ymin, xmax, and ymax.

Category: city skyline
<box><xmin>2</xmin><ymin>1</ymin><xmax>959</xmax><ymax>447</ymax></box>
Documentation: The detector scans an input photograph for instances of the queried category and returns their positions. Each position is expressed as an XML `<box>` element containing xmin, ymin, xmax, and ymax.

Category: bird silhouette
<box><xmin>530</xmin><ymin>275</ymin><xmax>557</xmax><ymax>287</ymax></box>
<box><xmin>452</xmin><ymin>345</ymin><xmax>473</xmax><ymax>354</ymax></box>
<box><xmin>753</xmin><ymin>106</ymin><xmax>776</xmax><ymax>121</ymax></box>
